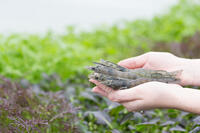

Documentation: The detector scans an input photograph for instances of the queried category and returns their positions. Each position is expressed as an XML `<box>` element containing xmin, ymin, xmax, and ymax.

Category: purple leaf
<box><xmin>170</xmin><ymin>125</ymin><xmax>186</xmax><ymax>132</ymax></box>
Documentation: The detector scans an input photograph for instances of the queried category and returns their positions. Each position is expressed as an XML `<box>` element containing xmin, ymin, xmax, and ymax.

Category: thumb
<box><xmin>118</xmin><ymin>54</ymin><xmax>148</xmax><ymax>69</ymax></box>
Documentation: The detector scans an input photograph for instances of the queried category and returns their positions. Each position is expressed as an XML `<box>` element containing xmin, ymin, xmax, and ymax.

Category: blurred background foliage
<box><xmin>0</xmin><ymin>0</ymin><xmax>200</xmax><ymax>132</ymax></box>
<box><xmin>0</xmin><ymin>0</ymin><xmax>199</xmax><ymax>83</ymax></box>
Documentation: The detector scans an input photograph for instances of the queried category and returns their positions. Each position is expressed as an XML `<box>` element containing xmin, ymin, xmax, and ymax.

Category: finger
<box><xmin>92</xmin><ymin>86</ymin><xmax>107</xmax><ymax>97</ymax></box>
<box><xmin>89</xmin><ymin>79</ymin><xmax>114</xmax><ymax>94</ymax></box>
<box><xmin>122</xmin><ymin>100</ymin><xmax>143</xmax><ymax>112</ymax></box>
<box><xmin>90</xmin><ymin>79</ymin><xmax>140</xmax><ymax>103</ymax></box>
<box><xmin>107</xmin><ymin>87</ymin><xmax>140</xmax><ymax>102</ymax></box>
<box><xmin>117</xmin><ymin>54</ymin><xmax>147</xmax><ymax>69</ymax></box>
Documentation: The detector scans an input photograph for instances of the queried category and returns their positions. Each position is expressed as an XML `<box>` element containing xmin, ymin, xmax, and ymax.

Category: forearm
<box><xmin>173</xmin><ymin>87</ymin><xmax>200</xmax><ymax>114</ymax></box>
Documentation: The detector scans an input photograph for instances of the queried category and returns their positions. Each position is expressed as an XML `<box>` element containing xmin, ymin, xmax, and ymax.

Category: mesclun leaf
<box><xmin>0</xmin><ymin>76</ymin><xmax>80</xmax><ymax>133</ymax></box>
<box><xmin>161</xmin><ymin>121</ymin><xmax>176</xmax><ymax>126</ymax></box>
<box><xmin>80</xmin><ymin>91</ymin><xmax>98</xmax><ymax>103</ymax></box>
<box><xmin>135</xmin><ymin>119</ymin><xmax>158</xmax><ymax>127</ymax></box>
<box><xmin>128</xmin><ymin>125</ymin><xmax>136</xmax><ymax>130</ymax></box>
<box><xmin>112</xmin><ymin>129</ymin><xmax>121</xmax><ymax>133</ymax></box>
<box><xmin>169</xmin><ymin>125</ymin><xmax>186</xmax><ymax>132</ymax></box>
<box><xmin>189</xmin><ymin>127</ymin><xmax>200</xmax><ymax>133</ymax></box>
<box><xmin>64</xmin><ymin>85</ymin><xmax>77</xmax><ymax>97</ymax></box>
<box><xmin>20</xmin><ymin>79</ymin><xmax>30</xmax><ymax>88</ymax></box>
<box><xmin>84</xmin><ymin>111</ymin><xmax>112</xmax><ymax>128</ymax></box>
<box><xmin>162</xmin><ymin>131</ymin><xmax>170</xmax><ymax>133</ymax></box>
<box><xmin>192</xmin><ymin>116</ymin><xmax>200</xmax><ymax>127</ymax></box>
<box><xmin>143</xmin><ymin>110</ymin><xmax>157</xmax><ymax>119</ymax></box>
<box><xmin>120</xmin><ymin>112</ymin><xmax>134</xmax><ymax>125</ymax></box>
<box><xmin>131</xmin><ymin>112</ymin><xmax>146</xmax><ymax>123</ymax></box>
<box><xmin>135</xmin><ymin>121</ymin><xmax>157</xmax><ymax>131</ymax></box>
<box><xmin>180</xmin><ymin>111</ymin><xmax>190</xmax><ymax>118</ymax></box>
<box><xmin>193</xmin><ymin>116</ymin><xmax>200</xmax><ymax>124</ymax></box>
<box><xmin>104</xmin><ymin>97</ymin><xmax>121</xmax><ymax>109</ymax></box>
<box><xmin>109</xmin><ymin>105</ymin><xmax>124</xmax><ymax>116</ymax></box>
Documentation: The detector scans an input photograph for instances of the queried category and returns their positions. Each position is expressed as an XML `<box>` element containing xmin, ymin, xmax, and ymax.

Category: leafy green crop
<box><xmin>0</xmin><ymin>76</ymin><xmax>80</xmax><ymax>133</ymax></box>
<box><xmin>0</xmin><ymin>0</ymin><xmax>199</xmax><ymax>83</ymax></box>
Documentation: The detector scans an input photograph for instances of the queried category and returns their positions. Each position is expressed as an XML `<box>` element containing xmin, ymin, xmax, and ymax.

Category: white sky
<box><xmin>0</xmin><ymin>0</ymin><xmax>178</xmax><ymax>34</ymax></box>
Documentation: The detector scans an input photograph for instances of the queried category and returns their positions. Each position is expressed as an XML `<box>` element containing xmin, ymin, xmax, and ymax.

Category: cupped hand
<box><xmin>89</xmin><ymin>52</ymin><xmax>200</xmax><ymax>113</ymax></box>
<box><xmin>118</xmin><ymin>52</ymin><xmax>198</xmax><ymax>86</ymax></box>
<box><xmin>90</xmin><ymin>79</ymin><xmax>183</xmax><ymax>112</ymax></box>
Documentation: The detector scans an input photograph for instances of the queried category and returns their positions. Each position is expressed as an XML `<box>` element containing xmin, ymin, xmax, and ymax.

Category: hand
<box><xmin>118</xmin><ymin>52</ymin><xmax>200</xmax><ymax>86</ymax></box>
<box><xmin>89</xmin><ymin>52</ymin><xmax>200</xmax><ymax>113</ymax></box>
<box><xmin>90</xmin><ymin>79</ymin><xmax>183</xmax><ymax>112</ymax></box>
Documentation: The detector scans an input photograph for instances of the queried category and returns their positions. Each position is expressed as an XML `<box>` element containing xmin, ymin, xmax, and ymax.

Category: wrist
<box><xmin>189</xmin><ymin>59</ymin><xmax>200</xmax><ymax>86</ymax></box>
<box><xmin>173</xmin><ymin>87</ymin><xmax>200</xmax><ymax>114</ymax></box>
<box><xmin>178</xmin><ymin>58</ymin><xmax>200</xmax><ymax>86</ymax></box>
<box><xmin>155</xmin><ymin>84</ymin><xmax>183</xmax><ymax>109</ymax></box>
